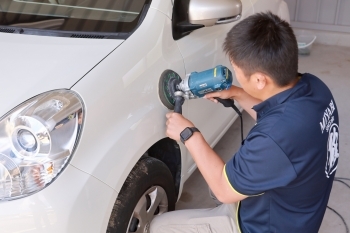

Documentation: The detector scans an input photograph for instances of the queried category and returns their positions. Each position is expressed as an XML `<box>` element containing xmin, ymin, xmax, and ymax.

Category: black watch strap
<box><xmin>180</xmin><ymin>127</ymin><xmax>200</xmax><ymax>144</ymax></box>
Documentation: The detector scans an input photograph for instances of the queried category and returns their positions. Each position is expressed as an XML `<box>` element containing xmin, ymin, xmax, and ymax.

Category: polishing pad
<box><xmin>158</xmin><ymin>70</ymin><xmax>182</xmax><ymax>110</ymax></box>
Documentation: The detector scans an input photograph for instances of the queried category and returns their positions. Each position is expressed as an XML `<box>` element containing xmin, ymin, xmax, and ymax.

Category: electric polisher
<box><xmin>159</xmin><ymin>65</ymin><xmax>238</xmax><ymax>113</ymax></box>
<box><xmin>158</xmin><ymin>65</ymin><xmax>244</xmax><ymax>140</ymax></box>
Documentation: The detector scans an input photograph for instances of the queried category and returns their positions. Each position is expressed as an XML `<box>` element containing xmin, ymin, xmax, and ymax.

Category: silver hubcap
<box><xmin>127</xmin><ymin>186</ymin><xmax>168</xmax><ymax>233</ymax></box>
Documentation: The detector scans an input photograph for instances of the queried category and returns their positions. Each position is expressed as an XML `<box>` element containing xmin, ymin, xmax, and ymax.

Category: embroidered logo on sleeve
<box><xmin>325</xmin><ymin>124</ymin><xmax>339</xmax><ymax>178</ymax></box>
<box><xmin>320</xmin><ymin>100</ymin><xmax>336</xmax><ymax>134</ymax></box>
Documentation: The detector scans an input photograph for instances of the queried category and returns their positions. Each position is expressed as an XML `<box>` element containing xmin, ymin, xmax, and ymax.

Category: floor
<box><xmin>175</xmin><ymin>43</ymin><xmax>350</xmax><ymax>233</ymax></box>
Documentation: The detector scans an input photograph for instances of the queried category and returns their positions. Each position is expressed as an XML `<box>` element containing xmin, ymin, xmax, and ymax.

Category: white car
<box><xmin>0</xmin><ymin>0</ymin><xmax>289</xmax><ymax>232</ymax></box>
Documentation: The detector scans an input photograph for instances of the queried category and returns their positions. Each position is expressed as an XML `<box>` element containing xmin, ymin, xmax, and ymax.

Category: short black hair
<box><xmin>223</xmin><ymin>12</ymin><xmax>298</xmax><ymax>87</ymax></box>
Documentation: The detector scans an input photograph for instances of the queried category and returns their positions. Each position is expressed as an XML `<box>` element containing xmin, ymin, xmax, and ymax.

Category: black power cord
<box><xmin>327</xmin><ymin>206</ymin><xmax>349</xmax><ymax>233</ymax></box>
<box><xmin>214</xmin><ymin>97</ymin><xmax>244</xmax><ymax>141</ymax></box>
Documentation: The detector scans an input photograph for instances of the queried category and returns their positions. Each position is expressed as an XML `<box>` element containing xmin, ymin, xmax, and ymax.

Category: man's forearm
<box><xmin>231</xmin><ymin>86</ymin><xmax>261</xmax><ymax>120</ymax></box>
<box><xmin>184</xmin><ymin>132</ymin><xmax>247</xmax><ymax>203</ymax></box>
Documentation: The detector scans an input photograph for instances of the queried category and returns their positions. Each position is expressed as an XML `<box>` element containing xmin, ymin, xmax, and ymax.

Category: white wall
<box><xmin>285</xmin><ymin>0</ymin><xmax>350</xmax><ymax>47</ymax></box>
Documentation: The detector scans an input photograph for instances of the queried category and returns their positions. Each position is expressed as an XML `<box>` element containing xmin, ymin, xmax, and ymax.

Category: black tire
<box><xmin>107</xmin><ymin>156</ymin><xmax>176</xmax><ymax>233</ymax></box>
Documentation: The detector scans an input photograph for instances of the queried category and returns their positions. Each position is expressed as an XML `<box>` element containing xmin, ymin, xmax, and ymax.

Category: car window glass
<box><xmin>0</xmin><ymin>0</ymin><xmax>149</xmax><ymax>34</ymax></box>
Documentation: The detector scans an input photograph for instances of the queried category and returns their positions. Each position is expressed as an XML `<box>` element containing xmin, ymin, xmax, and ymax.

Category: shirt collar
<box><xmin>253</xmin><ymin>74</ymin><xmax>312</xmax><ymax>119</ymax></box>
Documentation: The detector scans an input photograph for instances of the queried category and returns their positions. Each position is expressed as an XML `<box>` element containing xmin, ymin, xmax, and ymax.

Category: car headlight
<box><xmin>0</xmin><ymin>90</ymin><xmax>83</xmax><ymax>201</ymax></box>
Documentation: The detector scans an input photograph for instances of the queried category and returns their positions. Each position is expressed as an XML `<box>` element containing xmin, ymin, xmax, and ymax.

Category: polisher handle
<box><xmin>214</xmin><ymin>98</ymin><xmax>242</xmax><ymax>116</ymax></box>
<box><xmin>174</xmin><ymin>96</ymin><xmax>185</xmax><ymax>114</ymax></box>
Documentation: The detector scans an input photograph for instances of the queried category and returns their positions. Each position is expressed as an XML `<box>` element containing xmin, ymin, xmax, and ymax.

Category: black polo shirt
<box><xmin>225</xmin><ymin>73</ymin><xmax>339</xmax><ymax>232</ymax></box>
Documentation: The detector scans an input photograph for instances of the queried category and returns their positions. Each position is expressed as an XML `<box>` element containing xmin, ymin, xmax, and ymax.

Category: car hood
<box><xmin>0</xmin><ymin>33</ymin><xmax>123</xmax><ymax>117</ymax></box>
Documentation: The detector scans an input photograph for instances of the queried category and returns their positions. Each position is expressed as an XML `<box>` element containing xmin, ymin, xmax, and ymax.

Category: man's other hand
<box><xmin>204</xmin><ymin>85</ymin><xmax>241</xmax><ymax>103</ymax></box>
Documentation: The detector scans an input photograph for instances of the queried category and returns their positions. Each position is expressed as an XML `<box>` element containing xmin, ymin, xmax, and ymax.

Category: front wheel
<box><xmin>107</xmin><ymin>156</ymin><xmax>176</xmax><ymax>233</ymax></box>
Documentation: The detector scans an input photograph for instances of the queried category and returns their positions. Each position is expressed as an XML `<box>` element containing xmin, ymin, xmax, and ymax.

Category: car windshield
<box><xmin>0</xmin><ymin>0</ymin><xmax>149</xmax><ymax>35</ymax></box>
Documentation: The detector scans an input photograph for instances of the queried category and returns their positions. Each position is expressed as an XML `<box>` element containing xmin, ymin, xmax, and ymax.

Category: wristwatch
<box><xmin>180</xmin><ymin>127</ymin><xmax>200</xmax><ymax>144</ymax></box>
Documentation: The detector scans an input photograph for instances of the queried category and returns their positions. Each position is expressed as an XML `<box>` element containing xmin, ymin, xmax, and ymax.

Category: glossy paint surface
<box><xmin>0</xmin><ymin>33</ymin><xmax>121</xmax><ymax>117</ymax></box>
<box><xmin>71</xmin><ymin>6</ymin><xmax>185</xmax><ymax>194</ymax></box>
<box><xmin>0</xmin><ymin>165</ymin><xmax>117</xmax><ymax>232</ymax></box>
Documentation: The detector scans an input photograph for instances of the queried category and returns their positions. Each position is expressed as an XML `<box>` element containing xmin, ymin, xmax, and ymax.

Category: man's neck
<box><xmin>260</xmin><ymin>77</ymin><xmax>300</xmax><ymax>101</ymax></box>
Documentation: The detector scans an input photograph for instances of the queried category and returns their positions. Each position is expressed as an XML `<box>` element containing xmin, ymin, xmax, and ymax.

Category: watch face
<box><xmin>180</xmin><ymin>127</ymin><xmax>193</xmax><ymax>143</ymax></box>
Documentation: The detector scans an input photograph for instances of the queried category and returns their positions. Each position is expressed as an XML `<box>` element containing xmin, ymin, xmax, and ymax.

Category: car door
<box><xmin>174</xmin><ymin>0</ymin><xmax>254</xmax><ymax>173</ymax></box>
<box><xmin>251</xmin><ymin>0</ymin><xmax>290</xmax><ymax>23</ymax></box>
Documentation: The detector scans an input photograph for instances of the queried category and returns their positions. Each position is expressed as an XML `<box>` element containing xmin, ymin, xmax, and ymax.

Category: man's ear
<box><xmin>251</xmin><ymin>72</ymin><xmax>267</xmax><ymax>90</ymax></box>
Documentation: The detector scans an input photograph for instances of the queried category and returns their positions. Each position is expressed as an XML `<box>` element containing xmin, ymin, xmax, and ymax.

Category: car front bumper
<box><xmin>0</xmin><ymin>164</ymin><xmax>117</xmax><ymax>233</ymax></box>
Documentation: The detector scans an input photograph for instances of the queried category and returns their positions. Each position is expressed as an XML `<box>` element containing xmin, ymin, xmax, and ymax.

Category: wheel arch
<box><xmin>146</xmin><ymin>137</ymin><xmax>182</xmax><ymax>199</ymax></box>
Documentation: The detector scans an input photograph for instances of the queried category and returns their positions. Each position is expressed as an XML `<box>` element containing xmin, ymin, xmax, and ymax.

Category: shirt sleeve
<box><xmin>225</xmin><ymin>132</ymin><xmax>297</xmax><ymax>196</ymax></box>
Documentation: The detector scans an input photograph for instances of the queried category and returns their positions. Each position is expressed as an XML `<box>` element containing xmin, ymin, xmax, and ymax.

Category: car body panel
<box><xmin>0</xmin><ymin>164</ymin><xmax>116</xmax><ymax>232</ymax></box>
<box><xmin>251</xmin><ymin>0</ymin><xmax>290</xmax><ymax>22</ymax></box>
<box><xmin>70</xmin><ymin>7</ymin><xmax>186</xmax><ymax>195</ymax></box>
<box><xmin>150</xmin><ymin>0</ymin><xmax>173</xmax><ymax>19</ymax></box>
<box><xmin>0</xmin><ymin>33</ymin><xmax>121</xmax><ymax>117</ymax></box>
<box><xmin>250</xmin><ymin>0</ymin><xmax>281</xmax><ymax>13</ymax></box>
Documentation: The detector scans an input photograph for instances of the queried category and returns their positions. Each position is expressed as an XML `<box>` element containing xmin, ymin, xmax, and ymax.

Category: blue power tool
<box><xmin>174</xmin><ymin>65</ymin><xmax>240</xmax><ymax>115</ymax></box>
<box><xmin>177</xmin><ymin>65</ymin><xmax>233</xmax><ymax>99</ymax></box>
<box><xmin>158</xmin><ymin>65</ymin><xmax>243</xmax><ymax>140</ymax></box>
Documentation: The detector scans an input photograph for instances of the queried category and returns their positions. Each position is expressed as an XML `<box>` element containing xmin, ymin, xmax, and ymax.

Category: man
<box><xmin>150</xmin><ymin>12</ymin><xmax>339</xmax><ymax>233</ymax></box>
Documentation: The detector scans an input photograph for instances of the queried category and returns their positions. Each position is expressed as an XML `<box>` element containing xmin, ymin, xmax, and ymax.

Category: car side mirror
<box><xmin>189</xmin><ymin>0</ymin><xmax>242</xmax><ymax>27</ymax></box>
<box><xmin>172</xmin><ymin>0</ymin><xmax>242</xmax><ymax>40</ymax></box>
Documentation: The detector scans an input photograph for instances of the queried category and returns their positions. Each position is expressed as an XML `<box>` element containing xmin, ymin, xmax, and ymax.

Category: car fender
<box><xmin>251</xmin><ymin>0</ymin><xmax>290</xmax><ymax>23</ymax></box>
<box><xmin>70</xmin><ymin>8</ymin><xmax>186</xmax><ymax>195</ymax></box>
<box><xmin>277</xmin><ymin>1</ymin><xmax>291</xmax><ymax>23</ymax></box>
